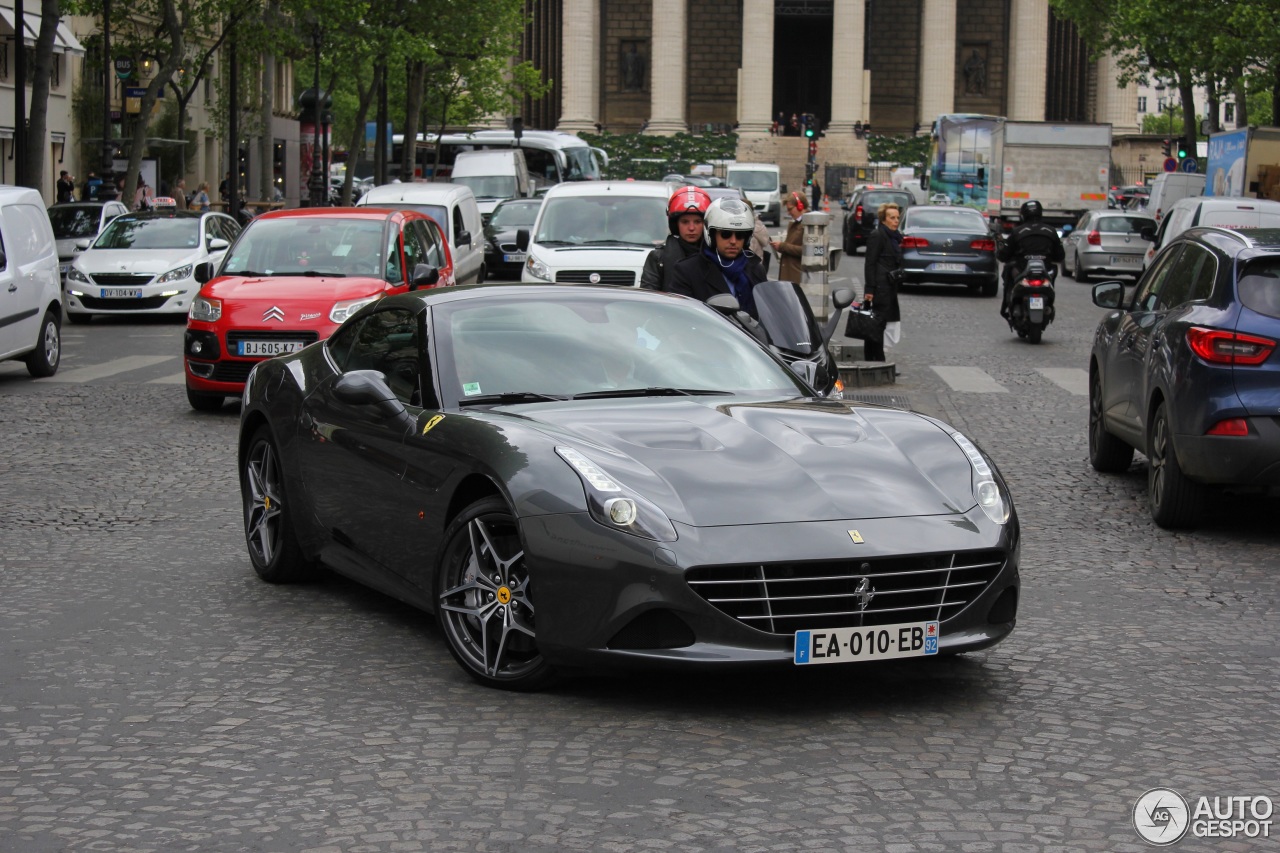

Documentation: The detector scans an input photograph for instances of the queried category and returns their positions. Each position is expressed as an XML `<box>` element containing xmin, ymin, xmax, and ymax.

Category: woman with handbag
<box><xmin>770</xmin><ymin>192</ymin><xmax>808</xmax><ymax>284</ymax></box>
<box><xmin>862</xmin><ymin>202</ymin><xmax>904</xmax><ymax>362</ymax></box>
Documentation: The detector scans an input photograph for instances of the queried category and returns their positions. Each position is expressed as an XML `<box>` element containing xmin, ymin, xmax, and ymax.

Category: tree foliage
<box><xmin>577</xmin><ymin>132</ymin><xmax>739</xmax><ymax>181</ymax></box>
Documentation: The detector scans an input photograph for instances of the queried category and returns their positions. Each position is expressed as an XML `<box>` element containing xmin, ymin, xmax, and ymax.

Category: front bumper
<box><xmin>66</xmin><ymin>279</ymin><xmax>196</xmax><ymax>315</ymax></box>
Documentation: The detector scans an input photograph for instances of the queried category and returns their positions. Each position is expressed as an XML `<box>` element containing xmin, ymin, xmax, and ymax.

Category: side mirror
<box><xmin>194</xmin><ymin>261</ymin><xmax>214</xmax><ymax>284</ymax></box>
<box><xmin>1140</xmin><ymin>226</ymin><xmax>1156</xmax><ymax>242</ymax></box>
<box><xmin>828</xmin><ymin>247</ymin><xmax>843</xmax><ymax>272</ymax></box>
<box><xmin>515</xmin><ymin>228</ymin><xmax>530</xmax><ymax>251</ymax></box>
<box><xmin>410</xmin><ymin>263</ymin><xmax>439</xmax><ymax>289</ymax></box>
<box><xmin>209</xmin><ymin>237</ymin><xmax>230</xmax><ymax>251</ymax></box>
<box><xmin>820</xmin><ymin>287</ymin><xmax>857</xmax><ymax>344</ymax></box>
<box><xmin>75</xmin><ymin>239</ymin><xmax>92</xmax><ymax>250</ymax></box>
<box><xmin>831</xmin><ymin>287</ymin><xmax>855</xmax><ymax>311</ymax></box>
<box><xmin>457</xmin><ymin>230</ymin><xmax>471</xmax><ymax>247</ymax></box>
<box><xmin>333</xmin><ymin>369</ymin><xmax>413</xmax><ymax>428</ymax></box>
<box><xmin>706</xmin><ymin>293</ymin><xmax>741</xmax><ymax>315</ymax></box>
<box><xmin>1092</xmin><ymin>281</ymin><xmax>1126</xmax><ymax>309</ymax></box>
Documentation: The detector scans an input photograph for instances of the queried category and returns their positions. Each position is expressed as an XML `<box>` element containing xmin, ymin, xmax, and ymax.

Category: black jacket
<box><xmin>864</xmin><ymin>223</ymin><xmax>903</xmax><ymax>322</ymax></box>
<box><xmin>669</xmin><ymin>250</ymin><xmax>767</xmax><ymax>313</ymax></box>
<box><xmin>640</xmin><ymin>235</ymin><xmax>703</xmax><ymax>291</ymax></box>
<box><xmin>998</xmin><ymin>220</ymin><xmax>1064</xmax><ymax>277</ymax></box>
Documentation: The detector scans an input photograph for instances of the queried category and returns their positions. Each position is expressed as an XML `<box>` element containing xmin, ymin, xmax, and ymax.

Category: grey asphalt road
<box><xmin>1</xmin><ymin>261</ymin><xmax>1277</xmax><ymax>852</ymax></box>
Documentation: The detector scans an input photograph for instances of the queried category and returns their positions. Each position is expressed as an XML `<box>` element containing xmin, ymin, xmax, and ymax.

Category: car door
<box><xmin>1107</xmin><ymin>245</ymin><xmax>1184</xmax><ymax>435</ymax></box>
<box><xmin>0</xmin><ymin>220</ymin><xmax>19</xmax><ymax>358</ymax></box>
<box><xmin>0</xmin><ymin>203</ymin><xmax>55</xmax><ymax>359</ymax></box>
<box><xmin>451</xmin><ymin>203</ymin><xmax>479</xmax><ymax>284</ymax></box>
<box><xmin>413</xmin><ymin>219</ymin><xmax>452</xmax><ymax>286</ymax></box>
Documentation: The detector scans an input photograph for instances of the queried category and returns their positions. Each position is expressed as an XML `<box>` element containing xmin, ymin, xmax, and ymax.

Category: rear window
<box><xmin>861</xmin><ymin>192</ymin><xmax>911</xmax><ymax>208</ymax></box>
<box><xmin>1097</xmin><ymin>216</ymin><xmax>1151</xmax><ymax>234</ymax></box>
<box><xmin>1237</xmin><ymin>258</ymin><xmax>1280</xmax><ymax>319</ymax></box>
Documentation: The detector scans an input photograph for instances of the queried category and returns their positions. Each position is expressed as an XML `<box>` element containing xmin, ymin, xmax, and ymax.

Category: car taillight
<box><xmin>1087</xmin><ymin>230</ymin><xmax>1101</xmax><ymax>245</ymax></box>
<box><xmin>901</xmin><ymin>236</ymin><xmax>929</xmax><ymax>248</ymax></box>
<box><xmin>1206</xmin><ymin>418</ymin><xmax>1250</xmax><ymax>436</ymax></box>
<box><xmin>969</xmin><ymin>238</ymin><xmax>995</xmax><ymax>251</ymax></box>
<box><xmin>1186</xmin><ymin>327</ymin><xmax>1277</xmax><ymax>366</ymax></box>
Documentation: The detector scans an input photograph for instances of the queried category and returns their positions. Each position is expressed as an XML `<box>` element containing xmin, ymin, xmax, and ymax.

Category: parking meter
<box><xmin>800</xmin><ymin>211</ymin><xmax>830</xmax><ymax>272</ymax></box>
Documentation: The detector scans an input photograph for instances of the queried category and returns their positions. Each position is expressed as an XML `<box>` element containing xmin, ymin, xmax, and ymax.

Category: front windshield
<box><xmin>364</xmin><ymin>201</ymin><xmax>448</xmax><ymax>232</ymax></box>
<box><xmin>564</xmin><ymin>147</ymin><xmax>601</xmax><ymax>181</ymax></box>
<box><xmin>220</xmin><ymin>218</ymin><xmax>388</xmax><ymax>278</ymax></box>
<box><xmin>534</xmin><ymin>196</ymin><xmax>667</xmax><ymax>246</ymax></box>
<box><xmin>48</xmin><ymin>206</ymin><xmax>103</xmax><ymax>239</ymax></box>
<box><xmin>452</xmin><ymin>176</ymin><xmax>517</xmax><ymax>200</ymax></box>
<box><xmin>489</xmin><ymin>201</ymin><xmax>541</xmax><ymax>227</ymax></box>
<box><xmin>94</xmin><ymin>216</ymin><xmax>201</xmax><ymax>250</ymax></box>
<box><xmin>727</xmin><ymin>170</ymin><xmax>778</xmax><ymax>192</ymax></box>
<box><xmin>437</xmin><ymin>294</ymin><xmax>803</xmax><ymax>402</ymax></box>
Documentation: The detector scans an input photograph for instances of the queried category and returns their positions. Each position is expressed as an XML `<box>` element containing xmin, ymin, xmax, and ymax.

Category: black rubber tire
<box><xmin>186</xmin><ymin>387</ymin><xmax>225</xmax><ymax>412</ymax></box>
<box><xmin>66</xmin><ymin>312</ymin><xmax>93</xmax><ymax>325</ymax></box>
<box><xmin>1088</xmin><ymin>370</ymin><xmax>1134</xmax><ymax>472</ymax></box>
<box><xmin>241</xmin><ymin>425</ymin><xmax>318</xmax><ymax>583</ymax></box>
<box><xmin>1027</xmin><ymin>327</ymin><xmax>1043</xmax><ymax>344</ymax></box>
<box><xmin>1147</xmin><ymin>402</ymin><xmax>1206</xmax><ymax>529</ymax></box>
<box><xmin>24</xmin><ymin>310</ymin><xmax>61</xmax><ymax>377</ymax></box>
<box><xmin>1074</xmin><ymin>251</ymin><xmax>1090</xmax><ymax>283</ymax></box>
<box><xmin>436</xmin><ymin>497</ymin><xmax>555</xmax><ymax>691</ymax></box>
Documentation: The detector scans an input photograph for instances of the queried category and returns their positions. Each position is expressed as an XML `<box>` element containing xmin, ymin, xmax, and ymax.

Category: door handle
<box><xmin>6</xmin><ymin>283</ymin><xmax>16</xmax><ymax>293</ymax></box>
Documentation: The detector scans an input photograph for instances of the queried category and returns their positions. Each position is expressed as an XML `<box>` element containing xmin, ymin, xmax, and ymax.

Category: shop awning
<box><xmin>0</xmin><ymin>8</ymin><xmax>87</xmax><ymax>55</ymax></box>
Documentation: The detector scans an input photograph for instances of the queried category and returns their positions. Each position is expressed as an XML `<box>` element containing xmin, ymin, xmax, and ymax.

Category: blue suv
<box><xmin>1088</xmin><ymin>226</ymin><xmax>1280</xmax><ymax>528</ymax></box>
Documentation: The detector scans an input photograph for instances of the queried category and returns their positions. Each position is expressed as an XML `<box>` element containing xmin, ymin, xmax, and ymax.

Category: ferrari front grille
<box><xmin>686</xmin><ymin>550</ymin><xmax>1007</xmax><ymax>635</ymax></box>
<box><xmin>555</xmin><ymin>270</ymin><xmax>636</xmax><ymax>286</ymax></box>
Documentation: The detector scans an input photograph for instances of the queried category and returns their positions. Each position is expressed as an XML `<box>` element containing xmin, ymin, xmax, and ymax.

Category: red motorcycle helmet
<box><xmin>666</xmin><ymin>186</ymin><xmax>712</xmax><ymax>235</ymax></box>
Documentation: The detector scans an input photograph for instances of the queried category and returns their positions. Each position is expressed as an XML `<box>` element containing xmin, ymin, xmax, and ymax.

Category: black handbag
<box><xmin>844</xmin><ymin>304</ymin><xmax>884</xmax><ymax>342</ymax></box>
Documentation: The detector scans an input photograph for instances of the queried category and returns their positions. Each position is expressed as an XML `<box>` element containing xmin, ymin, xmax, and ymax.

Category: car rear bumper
<box><xmin>1078</xmin><ymin>252</ymin><xmax>1146</xmax><ymax>278</ymax></box>
<box><xmin>1177</xmin><ymin>417</ymin><xmax>1280</xmax><ymax>485</ymax></box>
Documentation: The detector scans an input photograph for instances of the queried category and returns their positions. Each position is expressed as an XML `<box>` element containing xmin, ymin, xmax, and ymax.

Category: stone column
<box><xmin>556</xmin><ymin>0</ymin><xmax>600</xmax><ymax>132</ymax></box>
<box><xmin>738</xmin><ymin>0</ymin><xmax>774</xmax><ymax>135</ymax></box>
<box><xmin>645</xmin><ymin>0</ymin><xmax>688</xmax><ymax>134</ymax></box>
<box><xmin>1007</xmin><ymin>0</ymin><xmax>1048</xmax><ymax>120</ymax></box>
<box><xmin>828</xmin><ymin>0</ymin><xmax>866</xmax><ymax>134</ymax></box>
<box><xmin>1095</xmin><ymin>51</ymin><xmax>1138</xmax><ymax>134</ymax></box>
<box><xmin>917</xmin><ymin>0</ymin><xmax>957</xmax><ymax>127</ymax></box>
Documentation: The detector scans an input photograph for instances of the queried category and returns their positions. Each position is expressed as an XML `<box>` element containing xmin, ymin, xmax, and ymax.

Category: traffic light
<box><xmin>808</xmin><ymin>139</ymin><xmax>818</xmax><ymax>159</ymax></box>
<box><xmin>804</xmin><ymin>126</ymin><xmax>816</xmax><ymax>139</ymax></box>
<box><xmin>805</xmin><ymin>163</ymin><xmax>814</xmax><ymax>186</ymax></box>
<box><xmin>1161</xmin><ymin>138</ymin><xmax>1171</xmax><ymax>157</ymax></box>
<box><xmin>1177</xmin><ymin>140</ymin><xmax>1188</xmax><ymax>159</ymax></box>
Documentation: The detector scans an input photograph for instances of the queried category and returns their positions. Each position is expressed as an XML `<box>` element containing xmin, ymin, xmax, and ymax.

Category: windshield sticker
<box><xmin>462</xmin><ymin>382</ymin><xmax>482</xmax><ymax>396</ymax></box>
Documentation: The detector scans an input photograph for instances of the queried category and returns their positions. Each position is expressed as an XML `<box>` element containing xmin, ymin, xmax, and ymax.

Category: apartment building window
<box><xmin>1225</xmin><ymin>102</ymin><xmax>1235</xmax><ymax>123</ymax></box>
<box><xmin>1137</xmin><ymin>96</ymin><xmax>1147</xmax><ymax>113</ymax></box>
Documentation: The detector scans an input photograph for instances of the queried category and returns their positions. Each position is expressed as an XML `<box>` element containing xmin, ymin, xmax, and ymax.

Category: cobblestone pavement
<box><xmin>1</xmin><ymin>269</ymin><xmax>1277</xmax><ymax>852</ymax></box>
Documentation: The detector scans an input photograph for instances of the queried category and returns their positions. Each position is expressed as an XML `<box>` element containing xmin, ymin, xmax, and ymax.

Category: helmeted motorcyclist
<box><xmin>998</xmin><ymin>200</ymin><xmax>1063</xmax><ymax>319</ymax></box>
<box><xmin>640</xmin><ymin>185</ymin><xmax>712</xmax><ymax>291</ymax></box>
<box><xmin>669</xmin><ymin>196</ymin><xmax>767</xmax><ymax>317</ymax></box>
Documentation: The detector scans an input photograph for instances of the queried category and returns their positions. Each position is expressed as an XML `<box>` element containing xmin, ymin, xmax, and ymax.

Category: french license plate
<box><xmin>794</xmin><ymin>620</ymin><xmax>939</xmax><ymax>665</ymax></box>
<box><xmin>101</xmin><ymin>287</ymin><xmax>143</xmax><ymax>298</ymax></box>
<box><xmin>929</xmin><ymin>262</ymin><xmax>966</xmax><ymax>272</ymax></box>
<box><xmin>1112</xmin><ymin>255</ymin><xmax>1139</xmax><ymax>265</ymax></box>
<box><xmin>1029</xmin><ymin>296</ymin><xmax>1045</xmax><ymax>309</ymax></box>
<box><xmin>238</xmin><ymin>340</ymin><xmax>305</xmax><ymax>356</ymax></box>
<box><xmin>503</xmin><ymin>253</ymin><xmax>526</xmax><ymax>263</ymax></box>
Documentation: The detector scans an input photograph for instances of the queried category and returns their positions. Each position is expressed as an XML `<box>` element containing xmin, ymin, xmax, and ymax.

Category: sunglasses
<box><xmin>717</xmin><ymin>230</ymin><xmax>752</xmax><ymax>241</ymax></box>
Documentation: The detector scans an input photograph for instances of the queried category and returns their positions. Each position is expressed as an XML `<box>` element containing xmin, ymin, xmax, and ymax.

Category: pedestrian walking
<box><xmin>134</xmin><ymin>177</ymin><xmax>155</xmax><ymax>211</ymax></box>
<box><xmin>770</xmin><ymin>192</ymin><xmax>808</xmax><ymax>284</ymax></box>
<box><xmin>172</xmin><ymin>178</ymin><xmax>189</xmax><ymax>211</ymax></box>
<box><xmin>862</xmin><ymin>202</ymin><xmax>904</xmax><ymax>362</ymax></box>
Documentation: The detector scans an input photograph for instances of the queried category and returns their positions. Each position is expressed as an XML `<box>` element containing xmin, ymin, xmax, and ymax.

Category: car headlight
<box><xmin>67</xmin><ymin>267</ymin><xmax>90</xmax><ymax>283</ymax></box>
<box><xmin>156</xmin><ymin>263</ymin><xmax>193</xmax><ymax>284</ymax></box>
<box><xmin>556</xmin><ymin>446</ymin><xmax>677</xmax><ymax>541</ymax></box>
<box><xmin>189</xmin><ymin>296</ymin><xmax>222</xmax><ymax>322</ymax></box>
<box><xmin>525</xmin><ymin>254</ymin><xmax>552</xmax><ymax>281</ymax></box>
<box><xmin>330</xmin><ymin>295</ymin><xmax>379</xmax><ymax>324</ymax></box>
<box><xmin>950</xmin><ymin>432</ymin><xmax>1009</xmax><ymax>525</ymax></box>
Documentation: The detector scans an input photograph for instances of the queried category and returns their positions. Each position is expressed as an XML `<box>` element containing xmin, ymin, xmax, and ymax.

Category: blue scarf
<box><xmin>705</xmin><ymin>246</ymin><xmax>756</xmax><ymax>316</ymax></box>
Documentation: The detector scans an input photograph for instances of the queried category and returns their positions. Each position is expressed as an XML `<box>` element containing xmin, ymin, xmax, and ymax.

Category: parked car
<box><xmin>237</xmin><ymin>284</ymin><xmax>1019</xmax><ymax>689</ymax></box>
<box><xmin>184</xmin><ymin>207</ymin><xmax>452</xmax><ymax>411</ymax></box>
<box><xmin>1145</xmin><ymin>172</ymin><xmax>1203</xmax><ymax>221</ymax></box>
<box><xmin>928</xmin><ymin>193</ymin><xmax>952</xmax><ymax>205</ymax></box>
<box><xmin>1141</xmin><ymin>196</ymin><xmax>1280</xmax><ymax>269</ymax></box>
<box><xmin>1088</xmin><ymin>226</ymin><xmax>1280</xmax><ymax>528</ymax></box>
<box><xmin>64</xmin><ymin>209</ymin><xmax>240</xmax><ymax>323</ymax></box>
<box><xmin>0</xmin><ymin>185</ymin><xmax>63</xmax><ymax>377</ymax></box>
<box><xmin>1062</xmin><ymin>210</ymin><xmax>1155</xmax><ymax>281</ymax></box>
<box><xmin>450</xmin><ymin>149</ymin><xmax>533</xmax><ymax>220</ymax></box>
<box><xmin>1107</xmin><ymin>185</ymin><xmax>1150</xmax><ymax>211</ymax></box>
<box><xmin>46</xmin><ymin>200</ymin><xmax>129</xmax><ymax>281</ymax></box>
<box><xmin>357</xmin><ymin>182</ymin><xmax>486</xmax><ymax>284</ymax></box>
<box><xmin>898</xmin><ymin>205</ymin><xmax>999</xmax><ymax>295</ymax></box>
<box><xmin>483</xmin><ymin>197</ymin><xmax>542</xmax><ymax>280</ymax></box>
<box><xmin>843</xmin><ymin>188</ymin><xmax>914</xmax><ymax>254</ymax></box>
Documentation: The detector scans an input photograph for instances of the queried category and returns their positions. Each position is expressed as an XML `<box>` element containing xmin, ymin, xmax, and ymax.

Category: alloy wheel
<box><xmin>244</xmin><ymin>439</ymin><xmax>283</xmax><ymax>567</ymax></box>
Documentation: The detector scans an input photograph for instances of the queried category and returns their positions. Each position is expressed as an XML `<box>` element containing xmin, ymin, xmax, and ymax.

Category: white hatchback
<box><xmin>519</xmin><ymin>181</ymin><xmax>672</xmax><ymax>286</ymax></box>
<box><xmin>64</xmin><ymin>210</ymin><xmax>240</xmax><ymax>322</ymax></box>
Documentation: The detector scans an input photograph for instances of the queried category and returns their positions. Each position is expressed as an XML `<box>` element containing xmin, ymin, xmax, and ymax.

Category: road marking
<box><xmin>40</xmin><ymin>355</ymin><xmax>178</xmax><ymax>383</ymax></box>
<box><xmin>148</xmin><ymin>371</ymin><xmax>188</xmax><ymax>385</ymax></box>
<box><xmin>1036</xmin><ymin>367</ymin><xmax>1088</xmax><ymax>395</ymax></box>
<box><xmin>931</xmin><ymin>366</ymin><xmax>1008</xmax><ymax>393</ymax></box>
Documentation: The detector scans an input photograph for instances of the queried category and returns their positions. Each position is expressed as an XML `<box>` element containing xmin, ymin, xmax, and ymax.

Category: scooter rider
<box><xmin>998</xmin><ymin>200</ymin><xmax>1063</xmax><ymax>319</ymax></box>
<box><xmin>640</xmin><ymin>186</ymin><xmax>712</xmax><ymax>291</ymax></box>
<box><xmin>669</xmin><ymin>196</ymin><xmax>768</xmax><ymax>317</ymax></box>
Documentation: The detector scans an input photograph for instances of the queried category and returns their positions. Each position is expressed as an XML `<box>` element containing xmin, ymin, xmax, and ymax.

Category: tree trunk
<box><xmin>342</xmin><ymin>64</ymin><xmax>380</xmax><ymax>206</ymax></box>
<box><xmin>123</xmin><ymin>0</ymin><xmax>184</xmax><ymax>206</ymax></box>
<box><xmin>1205</xmin><ymin>77</ymin><xmax>1219</xmax><ymax>135</ymax></box>
<box><xmin>260</xmin><ymin>50</ymin><xmax>276</xmax><ymax>201</ymax></box>
<box><xmin>1273</xmin><ymin>65</ymin><xmax>1279</xmax><ymax>129</ymax></box>
<box><xmin>1233</xmin><ymin>71</ymin><xmax>1249</xmax><ymax>129</ymax></box>
<box><xmin>21</xmin><ymin>0</ymin><xmax>61</xmax><ymax>191</ymax></box>
<box><xmin>1179</xmin><ymin>77</ymin><xmax>1196</xmax><ymax>156</ymax></box>
<box><xmin>399</xmin><ymin>59</ymin><xmax>426</xmax><ymax>181</ymax></box>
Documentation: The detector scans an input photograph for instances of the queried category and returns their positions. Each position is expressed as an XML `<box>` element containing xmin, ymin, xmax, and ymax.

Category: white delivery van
<box><xmin>1146</xmin><ymin>172</ymin><xmax>1205</xmax><ymax>222</ymax></box>
<box><xmin>450</xmin><ymin>149</ymin><xmax>532</xmax><ymax>220</ymax></box>
<box><xmin>358</xmin><ymin>182</ymin><xmax>487</xmax><ymax>284</ymax></box>
<box><xmin>726</xmin><ymin>162</ymin><xmax>783</xmax><ymax>225</ymax></box>
<box><xmin>0</xmin><ymin>185</ymin><xmax>62</xmax><ymax>376</ymax></box>
<box><xmin>518</xmin><ymin>181</ymin><xmax>672</xmax><ymax>286</ymax></box>
<box><xmin>1142</xmin><ymin>196</ymin><xmax>1280</xmax><ymax>268</ymax></box>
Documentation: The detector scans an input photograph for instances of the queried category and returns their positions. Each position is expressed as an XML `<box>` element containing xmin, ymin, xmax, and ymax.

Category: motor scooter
<box><xmin>1006</xmin><ymin>257</ymin><xmax>1056</xmax><ymax>344</ymax></box>
<box><xmin>708</xmin><ymin>280</ymin><xmax>855</xmax><ymax>397</ymax></box>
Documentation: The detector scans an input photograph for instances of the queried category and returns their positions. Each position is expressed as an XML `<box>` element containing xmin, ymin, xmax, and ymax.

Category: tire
<box><xmin>1074</xmin><ymin>251</ymin><xmax>1090</xmax><ymax>283</ymax></box>
<box><xmin>1147</xmin><ymin>402</ymin><xmax>1206</xmax><ymax>529</ymax></box>
<box><xmin>1088</xmin><ymin>370</ymin><xmax>1134</xmax><ymax>472</ymax></box>
<box><xmin>66</xmin><ymin>312</ymin><xmax>93</xmax><ymax>325</ymax></box>
<box><xmin>1027</xmin><ymin>327</ymin><xmax>1043</xmax><ymax>344</ymax></box>
<box><xmin>24</xmin><ymin>310</ymin><xmax>61</xmax><ymax>377</ymax></box>
<box><xmin>981</xmin><ymin>278</ymin><xmax>998</xmax><ymax>297</ymax></box>
<box><xmin>241</xmin><ymin>425</ymin><xmax>318</xmax><ymax>583</ymax></box>
<box><xmin>436</xmin><ymin>497</ymin><xmax>554</xmax><ymax>691</ymax></box>
<box><xmin>186</xmin><ymin>387</ymin><xmax>225</xmax><ymax>412</ymax></box>
<box><xmin>477</xmin><ymin>263</ymin><xmax>487</xmax><ymax>284</ymax></box>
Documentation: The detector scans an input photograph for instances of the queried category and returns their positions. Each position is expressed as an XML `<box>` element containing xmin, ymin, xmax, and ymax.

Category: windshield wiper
<box><xmin>571</xmin><ymin>387</ymin><xmax>734</xmax><ymax>400</ymax></box>
<box><xmin>457</xmin><ymin>391</ymin><xmax>570</xmax><ymax>407</ymax></box>
<box><xmin>536</xmin><ymin>240</ymin><xmax>576</xmax><ymax>247</ymax></box>
<box><xmin>582</xmin><ymin>239</ymin><xmax>653</xmax><ymax>247</ymax></box>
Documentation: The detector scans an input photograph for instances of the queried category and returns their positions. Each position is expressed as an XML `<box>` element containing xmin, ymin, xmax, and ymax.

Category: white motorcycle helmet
<box><xmin>703</xmin><ymin>196</ymin><xmax>756</xmax><ymax>246</ymax></box>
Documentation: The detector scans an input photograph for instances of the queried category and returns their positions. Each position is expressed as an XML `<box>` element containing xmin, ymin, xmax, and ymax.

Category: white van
<box><xmin>358</xmin><ymin>182</ymin><xmax>487</xmax><ymax>284</ymax></box>
<box><xmin>1142</xmin><ymin>196</ymin><xmax>1280</xmax><ymax>268</ymax></box>
<box><xmin>1146</xmin><ymin>172</ymin><xmax>1205</xmax><ymax>222</ymax></box>
<box><xmin>726</xmin><ymin>162</ymin><xmax>783</xmax><ymax>225</ymax></box>
<box><xmin>0</xmin><ymin>185</ymin><xmax>62</xmax><ymax>376</ymax></box>
<box><xmin>450</xmin><ymin>150</ymin><xmax>532</xmax><ymax>219</ymax></box>
<box><xmin>518</xmin><ymin>181</ymin><xmax>672</xmax><ymax>286</ymax></box>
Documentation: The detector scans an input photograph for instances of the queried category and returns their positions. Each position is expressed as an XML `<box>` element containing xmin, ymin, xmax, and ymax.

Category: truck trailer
<box><xmin>989</xmin><ymin>121</ymin><xmax>1112</xmax><ymax>228</ymax></box>
<box><xmin>1204</xmin><ymin>127</ymin><xmax>1280</xmax><ymax>201</ymax></box>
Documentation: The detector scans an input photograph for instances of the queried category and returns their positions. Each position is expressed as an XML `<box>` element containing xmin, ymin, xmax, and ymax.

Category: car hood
<box><xmin>75</xmin><ymin>248</ymin><xmax>200</xmax><ymax>273</ymax></box>
<box><xmin>205</xmin><ymin>274</ymin><xmax>389</xmax><ymax>302</ymax></box>
<box><xmin>533</xmin><ymin>245</ymin><xmax>654</xmax><ymax>269</ymax></box>
<box><xmin>514</xmin><ymin>398</ymin><xmax>979</xmax><ymax>526</ymax></box>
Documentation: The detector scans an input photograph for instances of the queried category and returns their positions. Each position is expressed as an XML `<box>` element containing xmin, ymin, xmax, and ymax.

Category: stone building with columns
<box><xmin>517</xmin><ymin>0</ymin><xmax>1144</xmax><ymax>189</ymax></box>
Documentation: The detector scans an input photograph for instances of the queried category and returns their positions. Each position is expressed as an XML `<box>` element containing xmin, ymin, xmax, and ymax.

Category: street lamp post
<box><xmin>100</xmin><ymin>0</ymin><xmax>117</xmax><ymax>200</ymax></box>
<box><xmin>306</xmin><ymin>24</ymin><xmax>327</xmax><ymax>207</ymax></box>
<box><xmin>1155</xmin><ymin>80</ymin><xmax>1177</xmax><ymax>158</ymax></box>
